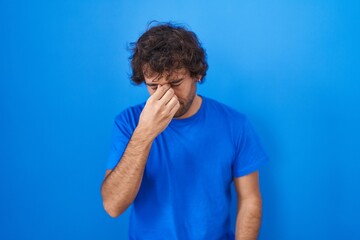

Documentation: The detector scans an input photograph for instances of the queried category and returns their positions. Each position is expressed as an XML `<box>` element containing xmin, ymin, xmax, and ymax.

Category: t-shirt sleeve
<box><xmin>106</xmin><ymin>115</ymin><xmax>133</xmax><ymax>170</ymax></box>
<box><xmin>232</xmin><ymin>117</ymin><xmax>269</xmax><ymax>178</ymax></box>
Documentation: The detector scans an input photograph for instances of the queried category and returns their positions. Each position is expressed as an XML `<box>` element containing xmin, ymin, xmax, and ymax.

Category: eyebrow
<box><xmin>146</xmin><ymin>78</ymin><xmax>184</xmax><ymax>87</ymax></box>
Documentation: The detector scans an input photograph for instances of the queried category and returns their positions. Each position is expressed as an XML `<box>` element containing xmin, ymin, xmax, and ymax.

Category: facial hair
<box><xmin>174</xmin><ymin>91</ymin><xmax>196</xmax><ymax>118</ymax></box>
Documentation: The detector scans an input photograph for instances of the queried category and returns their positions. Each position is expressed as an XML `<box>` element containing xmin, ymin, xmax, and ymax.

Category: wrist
<box><xmin>134</xmin><ymin>125</ymin><xmax>156</xmax><ymax>143</ymax></box>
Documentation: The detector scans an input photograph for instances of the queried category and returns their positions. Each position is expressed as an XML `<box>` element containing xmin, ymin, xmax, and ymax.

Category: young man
<box><xmin>101</xmin><ymin>22</ymin><xmax>269</xmax><ymax>240</ymax></box>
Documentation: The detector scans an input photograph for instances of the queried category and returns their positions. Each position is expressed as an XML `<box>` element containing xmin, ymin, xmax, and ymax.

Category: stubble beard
<box><xmin>174</xmin><ymin>91</ymin><xmax>196</xmax><ymax>118</ymax></box>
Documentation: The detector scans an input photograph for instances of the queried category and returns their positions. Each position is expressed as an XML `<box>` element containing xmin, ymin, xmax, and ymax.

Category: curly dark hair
<box><xmin>129</xmin><ymin>21</ymin><xmax>208</xmax><ymax>85</ymax></box>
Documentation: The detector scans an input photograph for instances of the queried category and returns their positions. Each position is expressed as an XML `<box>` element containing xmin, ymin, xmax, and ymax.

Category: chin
<box><xmin>174</xmin><ymin>111</ymin><xmax>184</xmax><ymax>118</ymax></box>
<box><xmin>173</xmin><ymin>106</ymin><xmax>184</xmax><ymax>118</ymax></box>
<box><xmin>175</xmin><ymin>97</ymin><xmax>195</xmax><ymax>118</ymax></box>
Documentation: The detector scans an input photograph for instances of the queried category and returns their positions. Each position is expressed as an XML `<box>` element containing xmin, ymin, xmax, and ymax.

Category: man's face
<box><xmin>144</xmin><ymin>68</ymin><xmax>199</xmax><ymax>119</ymax></box>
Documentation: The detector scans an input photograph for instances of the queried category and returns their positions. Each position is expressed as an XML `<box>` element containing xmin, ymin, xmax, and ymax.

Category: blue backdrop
<box><xmin>1</xmin><ymin>0</ymin><xmax>359</xmax><ymax>239</ymax></box>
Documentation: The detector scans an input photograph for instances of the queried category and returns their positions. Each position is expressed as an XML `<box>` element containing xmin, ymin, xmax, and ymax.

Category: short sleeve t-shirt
<box><xmin>106</xmin><ymin>95</ymin><xmax>269</xmax><ymax>240</ymax></box>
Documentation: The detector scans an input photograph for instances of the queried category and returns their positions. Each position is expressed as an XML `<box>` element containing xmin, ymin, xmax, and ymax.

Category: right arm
<box><xmin>101</xmin><ymin>84</ymin><xmax>180</xmax><ymax>218</ymax></box>
<box><xmin>101</xmin><ymin>126</ymin><xmax>154</xmax><ymax>218</ymax></box>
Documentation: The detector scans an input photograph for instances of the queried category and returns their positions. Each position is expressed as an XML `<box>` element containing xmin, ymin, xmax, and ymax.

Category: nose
<box><xmin>157</xmin><ymin>83</ymin><xmax>171</xmax><ymax>91</ymax></box>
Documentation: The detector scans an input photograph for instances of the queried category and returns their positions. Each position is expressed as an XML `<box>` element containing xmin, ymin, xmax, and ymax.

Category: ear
<box><xmin>194</xmin><ymin>75</ymin><xmax>202</xmax><ymax>82</ymax></box>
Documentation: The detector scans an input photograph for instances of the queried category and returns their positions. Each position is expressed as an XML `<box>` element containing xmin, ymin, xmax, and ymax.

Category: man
<box><xmin>101</xmin><ymin>22</ymin><xmax>269</xmax><ymax>240</ymax></box>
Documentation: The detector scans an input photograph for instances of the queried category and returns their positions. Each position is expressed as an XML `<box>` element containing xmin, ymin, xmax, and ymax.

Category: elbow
<box><xmin>101</xmin><ymin>192</ymin><xmax>130</xmax><ymax>218</ymax></box>
<box><xmin>100</xmin><ymin>183</ymin><xmax>133</xmax><ymax>218</ymax></box>
<box><xmin>103</xmin><ymin>200</ymin><xmax>126</xmax><ymax>218</ymax></box>
<box><xmin>105</xmin><ymin>207</ymin><xmax>121</xmax><ymax>218</ymax></box>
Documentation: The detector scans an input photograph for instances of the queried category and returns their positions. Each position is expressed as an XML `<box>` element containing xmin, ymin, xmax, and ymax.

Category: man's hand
<box><xmin>102</xmin><ymin>86</ymin><xmax>179</xmax><ymax>217</ymax></box>
<box><xmin>138</xmin><ymin>84</ymin><xmax>180</xmax><ymax>140</ymax></box>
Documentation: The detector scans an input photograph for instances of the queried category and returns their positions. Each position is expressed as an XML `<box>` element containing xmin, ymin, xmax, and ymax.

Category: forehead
<box><xmin>143</xmin><ymin>67</ymin><xmax>189</xmax><ymax>84</ymax></box>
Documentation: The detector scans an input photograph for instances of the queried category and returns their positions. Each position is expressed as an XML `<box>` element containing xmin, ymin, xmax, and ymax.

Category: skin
<box><xmin>101</xmin><ymin>68</ymin><xmax>263</xmax><ymax>239</ymax></box>
<box><xmin>100</xmin><ymin>68</ymin><xmax>200</xmax><ymax>217</ymax></box>
<box><xmin>143</xmin><ymin>68</ymin><xmax>202</xmax><ymax>119</ymax></box>
<box><xmin>234</xmin><ymin>171</ymin><xmax>263</xmax><ymax>240</ymax></box>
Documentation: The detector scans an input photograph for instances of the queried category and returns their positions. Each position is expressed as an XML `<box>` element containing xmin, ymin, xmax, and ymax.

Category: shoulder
<box><xmin>203</xmin><ymin>96</ymin><xmax>247</xmax><ymax>124</ymax></box>
<box><xmin>114</xmin><ymin>101</ymin><xmax>146</xmax><ymax>127</ymax></box>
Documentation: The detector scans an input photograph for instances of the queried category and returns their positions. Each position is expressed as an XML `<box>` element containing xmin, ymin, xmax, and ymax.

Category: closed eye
<box><xmin>148</xmin><ymin>79</ymin><xmax>183</xmax><ymax>90</ymax></box>
<box><xmin>171</xmin><ymin>82</ymin><xmax>182</xmax><ymax>87</ymax></box>
<box><xmin>170</xmin><ymin>79</ymin><xmax>184</xmax><ymax>87</ymax></box>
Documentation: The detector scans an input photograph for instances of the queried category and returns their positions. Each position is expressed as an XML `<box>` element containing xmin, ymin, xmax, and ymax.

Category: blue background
<box><xmin>1</xmin><ymin>0</ymin><xmax>359</xmax><ymax>239</ymax></box>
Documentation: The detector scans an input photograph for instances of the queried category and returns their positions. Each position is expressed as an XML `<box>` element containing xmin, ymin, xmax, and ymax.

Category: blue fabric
<box><xmin>106</xmin><ymin>95</ymin><xmax>269</xmax><ymax>240</ymax></box>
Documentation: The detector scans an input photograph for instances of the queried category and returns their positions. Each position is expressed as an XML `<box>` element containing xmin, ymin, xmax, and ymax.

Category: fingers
<box><xmin>166</xmin><ymin>95</ymin><xmax>179</xmax><ymax>109</ymax></box>
<box><xmin>149</xmin><ymin>84</ymin><xmax>179</xmax><ymax>115</ymax></box>
<box><xmin>169</xmin><ymin>100</ymin><xmax>181</xmax><ymax>116</ymax></box>
<box><xmin>159</xmin><ymin>87</ymin><xmax>176</xmax><ymax>105</ymax></box>
<box><xmin>152</xmin><ymin>84</ymin><xmax>171</xmax><ymax>100</ymax></box>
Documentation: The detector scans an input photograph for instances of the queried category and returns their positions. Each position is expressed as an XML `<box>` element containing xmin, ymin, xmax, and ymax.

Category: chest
<box><xmin>145</xmin><ymin>124</ymin><xmax>235</xmax><ymax>185</ymax></box>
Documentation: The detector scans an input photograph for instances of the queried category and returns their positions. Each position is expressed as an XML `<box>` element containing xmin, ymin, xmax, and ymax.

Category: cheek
<box><xmin>176</xmin><ymin>84</ymin><xmax>194</xmax><ymax>98</ymax></box>
<box><xmin>173</xmin><ymin>89</ymin><xmax>183</xmax><ymax>100</ymax></box>
<box><xmin>175</xmin><ymin>92</ymin><xmax>189</xmax><ymax>106</ymax></box>
<box><xmin>174</xmin><ymin>86</ymin><xmax>187</xmax><ymax>96</ymax></box>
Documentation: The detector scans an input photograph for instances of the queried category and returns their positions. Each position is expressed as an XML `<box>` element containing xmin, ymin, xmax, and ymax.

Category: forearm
<box><xmin>101</xmin><ymin>126</ymin><xmax>154</xmax><ymax>217</ymax></box>
<box><xmin>235</xmin><ymin>198</ymin><xmax>262</xmax><ymax>240</ymax></box>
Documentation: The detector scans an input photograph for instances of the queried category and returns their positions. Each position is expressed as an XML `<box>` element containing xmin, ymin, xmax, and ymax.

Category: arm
<box><xmin>101</xmin><ymin>84</ymin><xmax>180</xmax><ymax>218</ymax></box>
<box><xmin>101</xmin><ymin>126</ymin><xmax>154</xmax><ymax>217</ymax></box>
<box><xmin>234</xmin><ymin>170</ymin><xmax>262</xmax><ymax>240</ymax></box>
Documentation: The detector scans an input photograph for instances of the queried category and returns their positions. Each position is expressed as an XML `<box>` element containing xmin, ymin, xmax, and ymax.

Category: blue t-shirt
<box><xmin>106</xmin><ymin>95</ymin><xmax>269</xmax><ymax>240</ymax></box>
